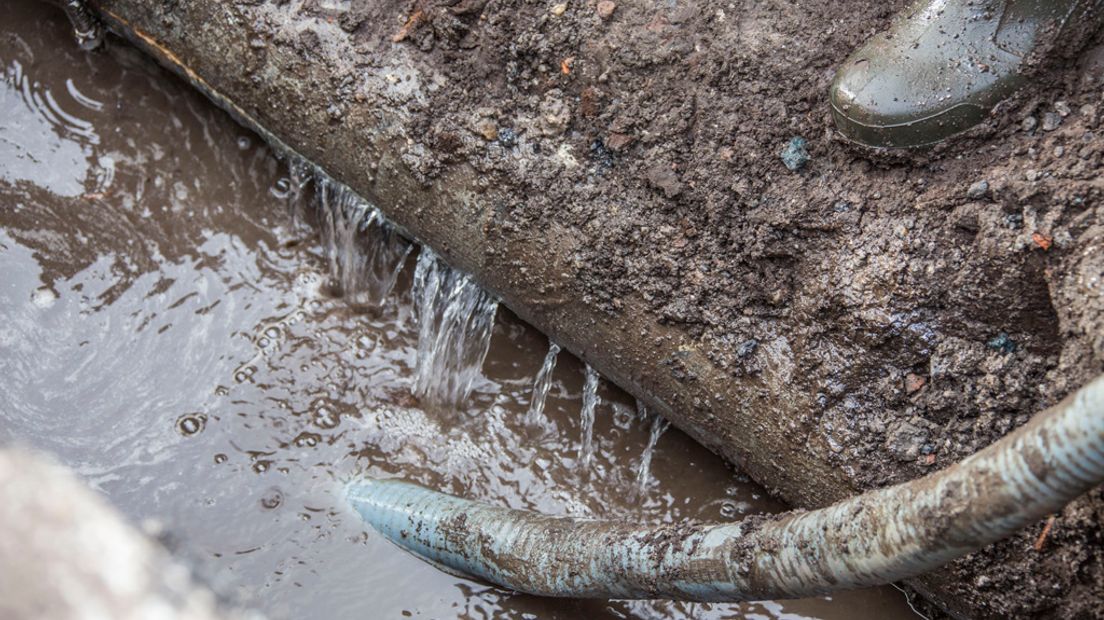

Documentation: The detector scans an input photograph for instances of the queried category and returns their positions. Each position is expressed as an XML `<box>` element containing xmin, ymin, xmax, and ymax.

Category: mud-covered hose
<box><xmin>347</xmin><ymin>375</ymin><xmax>1104</xmax><ymax>600</ymax></box>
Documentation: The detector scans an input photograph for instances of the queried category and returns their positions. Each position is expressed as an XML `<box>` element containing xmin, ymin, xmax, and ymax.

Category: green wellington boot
<box><xmin>830</xmin><ymin>0</ymin><xmax>1103</xmax><ymax>148</ymax></box>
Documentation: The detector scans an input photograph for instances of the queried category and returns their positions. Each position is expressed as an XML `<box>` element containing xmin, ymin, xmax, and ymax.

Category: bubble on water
<box><xmin>270</xmin><ymin>177</ymin><xmax>293</xmax><ymax>200</ymax></box>
<box><xmin>234</xmin><ymin>364</ymin><xmax>257</xmax><ymax>383</ymax></box>
<box><xmin>252</xmin><ymin>460</ymin><xmax>271</xmax><ymax>474</ymax></box>
<box><xmin>213</xmin><ymin>453</ymin><xmax>228</xmax><ymax>464</ymax></box>
<box><xmin>294</xmin><ymin>432</ymin><xmax>320</xmax><ymax>447</ymax></box>
<box><xmin>237</xmin><ymin>136</ymin><xmax>252</xmax><ymax>150</ymax></box>
<box><xmin>720</xmin><ymin>500</ymin><xmax>739</xmax><ymax>518</ymax></box>
<box><xmin>214</xmin><ymin>386</ymin><xmax>230</xmax><ymax>396</ymax></box>
<box><xmin>313</xmin><ymin>405</ymin><xmax>339</xmax><ymax>429</ymax></box>
<box><xmin>176</xmin><ymin>413</ymin><xmax>207</xmax><ymax>436</ymax></box>
<box><xmin>715</xmin><ymin>496</ymin><xmax>750</xmax><ymax>516</ymax></box>
<box><xmin>260</xmin><ymin>487</ymin><xmax>283</xmax><ymax>510</ymax></box>
<box><xmin>265</xmin><ymin>326</ymin><xmax>280</xmax><ymax>339</ymax></box>
<box><xmin>31</xmin><ymin>286</ymin><xmax>57</xmax><ymax>309</ymax></box>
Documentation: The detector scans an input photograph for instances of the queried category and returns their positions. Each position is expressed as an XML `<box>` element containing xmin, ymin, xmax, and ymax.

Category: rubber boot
<box><xmin>830</xmin><ymin>0</ymin><xmax>1104</xmax><ymax>148</ymax></box>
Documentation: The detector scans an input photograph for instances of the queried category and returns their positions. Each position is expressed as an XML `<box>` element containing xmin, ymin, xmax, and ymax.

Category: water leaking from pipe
<box><xmin>524</xmin><ymin>341</ymin><xmax>560</xmax><ymax>427</ymax></box>
<box><xmin>635</xmin><ymin>406</ymin><xmax>670</xmax><ymax>494</ymax></box>
<box><xmin>316</xmin><ymin>177</ymin><xmax>412</xmax><ymax>308</ymax></box>
<box><xmin>411</xmin><ymin>247</ymin><xmax>499</xmax><ymax>410</ymax></box>
<box><xmin>579</xmin><ymin>365</ymin><xmax>600</xmax><ymax>471</ymax></box>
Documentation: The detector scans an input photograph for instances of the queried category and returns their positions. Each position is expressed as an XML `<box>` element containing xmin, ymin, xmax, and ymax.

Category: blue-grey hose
<box><xmin>347</xmin><ymin>375</ymin><xmax>1104</xmax><ymax>601</ymax></box>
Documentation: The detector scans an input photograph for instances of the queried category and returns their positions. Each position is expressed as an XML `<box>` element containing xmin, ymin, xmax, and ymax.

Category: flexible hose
<box><xmin>348</xmin><ymin>375</ymin><xmax>1104</xmax><ymax>600</ymax></box>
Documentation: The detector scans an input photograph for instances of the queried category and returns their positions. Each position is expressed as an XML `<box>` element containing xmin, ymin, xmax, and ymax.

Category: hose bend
<box><xmin>348</xmin><ymin>375</ymin><xmax>1104</xmax><ymax>601</ymax></box>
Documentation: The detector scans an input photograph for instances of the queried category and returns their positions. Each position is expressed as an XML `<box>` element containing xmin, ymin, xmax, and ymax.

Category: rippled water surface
<box><xmin>0</xmin><ymin>3</ymin><xmax>922</xmax><ymax>619</ymax></box>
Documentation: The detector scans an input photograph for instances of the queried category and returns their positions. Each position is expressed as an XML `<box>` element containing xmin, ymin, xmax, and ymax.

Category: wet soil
<box><xmin>247</xmin><ymin>0</ymin><xmax>1104</xmax><ymax>616</ymax></box>
<box><xmin>0</xmin><ymin>3</ymin><xmax>922</xmax><ymax>619</ymax></box>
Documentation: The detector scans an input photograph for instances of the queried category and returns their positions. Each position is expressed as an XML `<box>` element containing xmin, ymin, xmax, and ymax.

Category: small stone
<box><xmin>1055</xmin><ymin>100</ymin><xmax>1071</xmax><ymax>117</ymax></box>
<box><xmin>1055</xmin><ymin>145</ymin><xmax>1065</xmax><ymax>157</ymax></box>
<box><xmin>606</xmin><ymin>132</ymin><xmax>634</xmax><ymax>151</ymax></box>
<box><xmin>1042</xmin><ymin>112</ymin><xmax>1062</xmax><ymax>131</ymax></box>
<box><xmin>497</xmin><ymin>127</ymin><xmax>518</xmax><ymax>147</ymax></box>
<box><xmin>986</xmin><ymin>332</ymin><xmax>1017</xmax><ymax>355</ymax></box>
<box><xmin>646</xmin><ymin>165</ymin><xmax>682</xmax><ymax>198</ymax></box>
<box><xmin>736</xmin><ymin>339</ymin><xmax>759</xmax><ymax>358</ymax></box>
<box><xmin>1031</xmin><ymin>231</ymin><xmax>1053</xmax><ymax>251</ymax></box>
<box><xmin>539</xmin><ymin>89</ymin><xmax>571</xmax><ymax>136</ymax></box>
<box><xmin>780</xmin><ymin>136</ymin><xmax>809</xmax><ymax>171</ymax></box>
<box><xmin>551</xmin><ymin>2</ymin><xmax>567</xmax><ymax>16</ymax></box>
<box><xmin>1021</xmin><ymin>116</ymin><xmax>1038</xmax><ymax>132</ymax></box>
<box><xmin>966</xmin><ymin>179</ymin><xmax>989</xmax><ymax>200</ymax></box>
<box><xmin>475</xmin><ymin>120</ymin><xmax>498</xmax><ymax>141</ymax></box>
<box><xmin>905</xmin><ymin>373</ymin><xmax>927</xmax><ymax>394</ymax></box>
<box><xmin>1025</xmin><ymin>169</ymin><xmax>1040</xmax><ymax>182</ymax></box>
<box><xmin>596</xmin><ymin>0</ymin><xmax>616</xmax><ymax>19</ymax></box>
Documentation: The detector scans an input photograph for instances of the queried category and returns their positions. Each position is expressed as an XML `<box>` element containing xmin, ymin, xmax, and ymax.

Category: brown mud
<box><xmin>289</xmin><ymin>2</ymin><xmax>1104</xmax><ymax>616</ymax></box>
<box><xmin>23</xmin><ymin>0</ymin><xmax>1104</xmax><ymax>617</ymax></box>
<box><xmin>0</xmin><ymin>2</ymin><xmax>922</xmax><ymax>619</ymax></box>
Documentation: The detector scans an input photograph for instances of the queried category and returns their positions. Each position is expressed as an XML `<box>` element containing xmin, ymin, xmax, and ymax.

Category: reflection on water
<box><xmin>0</xmin><ymin>2</ymin><xmax>922</xmax><ymax>619</ymax></box>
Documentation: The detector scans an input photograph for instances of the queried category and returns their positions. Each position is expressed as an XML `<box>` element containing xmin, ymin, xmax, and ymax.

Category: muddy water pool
<box><xmin>0</xmin><ymin>3</ymin><xmax>922</xmax><ymax>618</ymax></box>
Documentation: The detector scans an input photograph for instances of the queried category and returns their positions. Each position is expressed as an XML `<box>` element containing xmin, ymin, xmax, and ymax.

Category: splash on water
<box><xmin>411</xmin><ymin>247</ymin><xmax>499</xmax><ymax>410</ymax></box>
<box><xmin>273</xmin><ymin>159</ymin><xmax>411</xmax><ymax>307</ymax></box>
<box><xmin>524</xmin><ymin>341</ymin><xmax>561</xmax><ymax>427</ymax></box>
<box><xmin>579</xmin><ymin>365</ymin><xmax>600</xmax><ymax>470</ymax></box>
<box><xmin>635</xmin><ymin>405</ymin><xmax>671</xmax><ymax>494</ymax></box>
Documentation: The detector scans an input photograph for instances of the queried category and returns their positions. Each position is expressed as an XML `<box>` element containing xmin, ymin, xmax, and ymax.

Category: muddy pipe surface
<box><xmin>351</xmin><ymin>375</ymin><xmax>1104</xmax><ymax>600</ymax></box>
<box><xmin>59</xmin><ymin>0</ymin><xmax>1104</xmax><ymax>617</ymax></box>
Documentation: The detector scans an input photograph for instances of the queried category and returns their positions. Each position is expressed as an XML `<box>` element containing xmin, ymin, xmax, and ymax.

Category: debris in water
<box><xmin>579</xmin><ymin>365</ymin><xmax>600</xmax><ymax>469</ymax></box>
<box><xmin>780</xmin><ymin>136</ymin><xmax>809</xmax><ymax>171</ymax></box>
<box><xmin>411</xmin><ymin>248</ymin><xmax>499</xmax><ymax>410</ymax></box>
<box><xmin>525</xmin><ymin>341</ymin><xmax>561</xmax><ymax>426</ymax></box>
<box><xmin>635</xmin><ymin>406</ymin><xmax>670</xmax><ymax>493</ymax></box>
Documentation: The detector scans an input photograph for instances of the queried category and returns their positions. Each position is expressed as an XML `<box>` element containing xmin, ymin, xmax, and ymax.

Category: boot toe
<box><xmin>830</xmin><ymin>51</ymin><xmax>997</xmax><ymax>148</ymax></box>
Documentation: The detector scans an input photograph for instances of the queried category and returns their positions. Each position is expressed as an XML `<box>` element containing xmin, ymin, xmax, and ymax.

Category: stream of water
<box><xmin>524</xmin><ymin>340</ymin><xmax>560</xmax><ymax>427</ymax></box>
<box><xmin>0</xmin><ymin>3</ymin><xmax>924</xmax><ymax>619</ymax></box>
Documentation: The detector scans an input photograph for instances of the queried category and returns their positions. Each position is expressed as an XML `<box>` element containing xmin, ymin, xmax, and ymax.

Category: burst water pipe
<box><xmin>347</xmin><ymin>375</ymin><xmax>1104</xmax><ymax>601</ymax></box>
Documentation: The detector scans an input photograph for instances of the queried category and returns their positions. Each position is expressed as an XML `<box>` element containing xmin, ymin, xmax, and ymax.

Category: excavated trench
<box><xmin>0</xmin><ymin>3</ymin><xmax>923</xmax><ymax>618</ymax></box>
<box><xmin>6</xmin><ymin>0</ymin><xmax>1104</xmax><ymax>617</ymax></box>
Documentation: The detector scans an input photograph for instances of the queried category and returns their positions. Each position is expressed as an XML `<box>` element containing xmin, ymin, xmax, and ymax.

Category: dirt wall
<box><xmin>82</xmin><ymin>0</ymin><xmax>1104</xmax><ymax>617</ymax></box>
